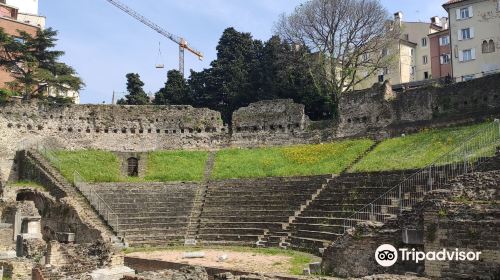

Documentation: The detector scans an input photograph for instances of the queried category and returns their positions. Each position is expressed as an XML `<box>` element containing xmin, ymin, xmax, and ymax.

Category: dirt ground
<box><xmin>128</xmin><ymin>249</ymin><xmax>297</xmax><ymax>275</ymax></box>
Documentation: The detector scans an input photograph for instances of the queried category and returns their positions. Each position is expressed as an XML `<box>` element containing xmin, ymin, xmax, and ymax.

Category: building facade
<box><xmin>428</xmin><ymin>28</ymin><xmax>453</xmax><ymax>79</ymax></box>
<box><xmin>355</xmin><ymin>12</ymin><xmax>443</xmax><ymax>90</ymax></box>
<box><xmin>0</xmin><ymin>3</ymin><xmax>39</xmax><ymax>89</ymax></box>
<box><xmin>443</xmin><ymin>0</ymin><xmax>500</xmax><ymax>81</ymax></box>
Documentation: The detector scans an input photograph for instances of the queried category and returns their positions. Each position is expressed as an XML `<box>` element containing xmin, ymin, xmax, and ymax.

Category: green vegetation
<box><xmin>52</xmin><ymin>150</ymin><xmax>123</xmax><ymax>182</ymax></box>
<box><xmin>6</xmin><ymin>181</ymin><xmax>47</xmax><ymax>191</ymax></box>
<box><xmin>50</xmin><ymin>150</ymin><xmax>208</xmax><ymax>183</ymax></box>
<box><xmin>145</xmin><ymin>151</ymin><xmax>208</xmax><ymax>182</ymax></box>
<box><xmin>351</xmin><ymin>122</ymin><xmax>494</xmax><ymax>172</ymax></box>
<box><xmin>211</xmin><ymin>139</ymin><xmax>374</xmax><ymax>179</ymax></box>
<box><xmin>124</xmin><ymin>245</ymin><xmax>319</xmax><ymax>275</ymax></box>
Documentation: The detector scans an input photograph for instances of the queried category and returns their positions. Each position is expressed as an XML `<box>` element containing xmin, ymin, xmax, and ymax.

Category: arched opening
<box><xmin>482</xmin><ymin>40</ymin><xmax>489</xmax><ymax>53</ymax></box>
<box><xmin>127</xmin><ymin>157</ymin><xmax>139</xmax><ymax>177</ymax></box>
<box><xmin>489</xmin><ymin>39</ymin><xmax>496</xmax><ymax>53</ymax></box>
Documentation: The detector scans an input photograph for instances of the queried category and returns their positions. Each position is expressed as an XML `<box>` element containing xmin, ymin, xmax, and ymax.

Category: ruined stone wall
<box><xmin>0</xmin><ymin>103</ymin><xmax>227</xmax><ymax>185</ymax></box>
<box><xmin>337</xmin><ymin>73</ymin><xmax>500</xmax><ymax>138</ymax></box>
<box><xmin>230</xmin><ymin>99</ymin><xmax>336</xmax><ymax>147</ymax></box>
<box><xmin>423</xmin><ymin>169</ymin><xmax>500</xmax><ymax>279</ymax></box>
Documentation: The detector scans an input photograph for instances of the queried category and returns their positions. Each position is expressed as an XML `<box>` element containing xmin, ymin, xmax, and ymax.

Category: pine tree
<box><xmin>0</xmin><ymin>27</ymin><xmax>84</xmax><ymax>100</ymax></box>
<box><xmin>118</xmin><ymin>73</ymin><xmax>150</xmax><ymax>105</ymax></box>
<box><xmin>154</xmin><ymin>70</ymin><xmax>190</xmax><ymax>105</ymax></box>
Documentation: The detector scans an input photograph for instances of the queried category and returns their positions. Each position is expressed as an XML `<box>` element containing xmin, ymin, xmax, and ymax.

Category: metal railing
<box><xmin>341</xmin><ymin>120</ymin><xmax>500</xmax><ymax>234</ymax></box>
<box><xmin>73</xmin><ymin>171</ymin><xmax>120</xmax><ymax>234</ymax></box>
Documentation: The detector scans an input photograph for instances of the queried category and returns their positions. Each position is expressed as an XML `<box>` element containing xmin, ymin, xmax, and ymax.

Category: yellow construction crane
<box><xmin>105</xmin><ymin>0</ymin><xmax>204</xmax><ymax>75</ymax></box>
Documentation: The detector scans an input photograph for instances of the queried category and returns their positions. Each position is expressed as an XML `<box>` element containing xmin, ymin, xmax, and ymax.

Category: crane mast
<box><xmin>104</xmin><ymin>0</ymin><xmax>203</xmax><ymax>75</ymax></box>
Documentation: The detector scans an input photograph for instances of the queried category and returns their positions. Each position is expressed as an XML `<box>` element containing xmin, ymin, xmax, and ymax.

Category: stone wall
<box><xmin>2</xmin><ymin>75</ymin><xmax>500</xmax><ymax>186</ymax></box>
<box><xmin>321</xmin><ymin>155</ymin><xmax>500</xmax><ymax>278</ymax></box>
<box><xmin>337</xmin><ymin>73</ymin><xmax>500</xmax><ymax>138</ymax></box>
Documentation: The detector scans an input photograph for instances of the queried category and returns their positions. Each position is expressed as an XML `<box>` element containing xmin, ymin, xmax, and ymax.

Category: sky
<box><xmin>39</xmin><ymin>0</ymin><xmax>448</xmax><ymax>104</ymax></box>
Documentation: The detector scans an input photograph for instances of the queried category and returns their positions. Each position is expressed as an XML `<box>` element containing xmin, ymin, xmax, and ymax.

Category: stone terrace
<box><xmin>93</xmin><ymin>183</ymin><xmax>198</xmax><ymax>247</ymax></box>
<box><xmin>286</xmin><ymin>170</ymin><xmax>414</xmax><ymax>254</ymax></box>
<box><xmin>197</xmin><ymin>176</ymin><xmax>331</xmax><ymax>246</ymax></box>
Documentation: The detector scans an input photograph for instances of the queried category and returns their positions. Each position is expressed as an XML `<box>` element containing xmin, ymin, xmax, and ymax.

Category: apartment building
<box><xmin>355</xmin><ymin>12</ymin><xmax>443</xmax><ymax>90</ymax></box>
<box><xmin>0</xmin><ymin>2</ymin><xmax>39</xmax><ymax>88</ymax></box>
<box><xmin>2</xmin><ymin>0</ymin><xmax>44</xmax><ymax>28</ymax></box>
<box><xmin>443</xmin><ymin>0</ymin><xmax>500</xmax><ymax>81</ymax></box>
<box><xmin>428</xmin><ymin>22</ymin><xmax>453</xmax><ymax>79</ymax></box>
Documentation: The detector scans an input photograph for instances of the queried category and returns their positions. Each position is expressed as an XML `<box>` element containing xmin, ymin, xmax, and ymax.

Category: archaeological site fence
<box><xmin>341</xmin><ymin>120</ymin><xmax>500</xmax><ymax>235</ymax></box>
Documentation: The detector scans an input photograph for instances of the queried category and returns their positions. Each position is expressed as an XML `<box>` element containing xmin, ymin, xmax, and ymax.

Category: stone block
<box><xmin>90</xmin><ymin>266</ymin><xmax>135</xmax><ymax>280</ymax></box>
<box><xmin>402</xmin><ymin>228</ymin><xmax>424</xmax><ymax>245</ymax></box>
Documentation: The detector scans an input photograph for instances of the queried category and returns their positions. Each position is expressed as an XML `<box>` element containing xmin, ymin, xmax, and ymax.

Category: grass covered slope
<box><xmin>53</xmin><ymin>150</ymin><xmax>123</xmax><ymax>182</ymax></box>
<box><xmin>211</xmin><ymin>139</ymin><xmax>374</xmax><ymax>179</ymax></box>
<box><xmin>51</xmin><ymin>150</ymin><xmax>208</xmax><ymax>182</ymax></box>
<box><xmin>351</xmin><ymin>122</ymin><xmax>493</xmax><ymax>172</ymax></box>
<box><xmin>146</xmin><ymin>151</ymin><xmax>208</xmax><ymax>182</ymax></box>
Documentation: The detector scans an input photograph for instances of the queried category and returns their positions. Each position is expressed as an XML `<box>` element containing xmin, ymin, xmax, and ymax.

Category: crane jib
<box><xmin>104</xmin><ymin>0</ymin><xmax>203</xmax><ymax>74</ymax></box>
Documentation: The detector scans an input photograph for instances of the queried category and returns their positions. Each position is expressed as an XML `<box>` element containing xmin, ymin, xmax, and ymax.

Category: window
<box><xmin>384</xmin><ymin>67</ymin><xmax>389</xmax><ymax>74</ymax></box>
<box><xmin>424</xmin><ymin>72</ymin><xmax>429</xmax><ymax>79</ymax></box>
<box><xmin>382</xmin><ymin>48</ymin><xmax>388</xmax><ymax>57</ymax></box>
<box><xmin>421</xmin><ymin>37</ymin><xmax>427</xmax><ymax>47</ymax></box>
<box><xmin>440</xmin><ymin>54</ymin><xmax>451</xmax><ymax>64</ymax></box>
<box><xmin>460</xmin><ymin>7</ymin><xmax>470</xmax><ymax>19</ymax></box>
<box><xmin>460</xmin><ymin>28</ymin><xmax>472</xmax><ymax>40</ymax></box>
<box><xmin>423</xmin><ymin>55</ymin><xmax>428</xmax><ymax>65</ymax></box>
<box><xmin>378</xmin><ymin>75</ymin><xmax>384</xmax><ymax>83</ymax></box>
<box><xmin>489</xmin><ymin>39</ymin><xmax>496</xmax><ymax>53</ymax></box>
<box><xmin>460</xmin><ymin>49</ymin><xmax>476</xmax><ymax>62</ymax></box>
<box><xmin>439</xmin><ymin>36</ymin><xmax>450</xmax><ymax>46</ymax></box>
<box><xmin>457</xmin><ymin>6</ymin><xmax>473</xmax><ymax>19</ymax></box>
<box><xmin>362</xmin><ymin>53</ymin><xmax>369</xmax><ymax>62</ymax></box>
<box><xmin>410</xmin><ymin>48</ymin><xmax>414</xmax><ymax>56</ymax></box>
<box><xmin>482</xmin><ymin>40</ymin><xmax>490</xmax><ymax>53</ymax></box>
<box><xmin>411</xmin><ymin>66</ymin><xmax>416</xmax><ymax>75</ymax></box>
<box><xmin>403</xmin><ymin>34</ymin><xmax>409</xmax><ymax>41</ymax></box>
<box><xmin>498</xmin><ymin>0</ymin><xmax>500</xmax><ymax>12</ymax></box>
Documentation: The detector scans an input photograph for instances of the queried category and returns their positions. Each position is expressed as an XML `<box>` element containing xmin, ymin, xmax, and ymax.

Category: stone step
<box><xmin>200</xmin><ymin>222</ymin><xmax>283</xmax><ymax>231</ymax></box>
<box><xmin>115</xmin><ymin>211</ymin><xmax>193</xmax><ymax>218</ymax></box>
<box><xmin>200</xmin><ymin>216</ymin><xmax>289</xmax><ymax>223</ymax></box>
<box><xmin>198</xmin><ymin>228</ymin><xmax>266</xmax><ymax>235</ymax></box>
<box><xmin>288</xmin><ymin>236</ymin><xmax>331</xmax><ymax>255</ymax></box>
<box><xmin>289</xmin><ymin>223</ymin><xmax>345</xmax><ymax>233</ymax></box>
<box><xmin>203</xmin><ymin>200</ymin><xmax>304</xmax><ymax>206</ymax></box>
<box><xmin>120</xmin><ymin>227</ymin><xmax>187</xmax><ymax>235</ymax></box>
<box><xmin>294</xmin><ymin>216</ymin><xmax>346</xmax><ymax>226</ymax></box>
<box><xmin>111</xmin><ymin>206</ymin><xmax>194</xmax><ymax>213</ymax></box>
<box><xmin>118</xmin><ymin>222</ymin><xmax>189</xmax><ymax>231</ymax></box>
<box><xmin>206</xmin><ymin>192</ymin><xmax>311</xmax><ymax>201</ymax></box>
<box><xmin>201</xmin><ymin>210</ymin><xmax>295</xmax><ymax>217</ymax></box>
<box><xmin>198</xmin><ymin>234</ymin><xmax>260</xmax><ymax>242</ymax></box>
<box><xmin>292</xmin><ymin>230</ymin><xmax>341</xmax><ymax>241</ymax></box>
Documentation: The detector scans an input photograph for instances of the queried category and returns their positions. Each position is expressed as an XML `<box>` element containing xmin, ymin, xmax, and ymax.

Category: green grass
<box><xmin>6</xmin><ymin>181</ymin><xmax>47</xmax><ymax>191</ymax></box>
<box><xmin>50</xmin><ymin>150</ymin><xmax>208</xmax><ymax>183</ymax></box>
<box><xmin>123</xmin><ymin>245</ymin><xmax>319</xmax><ymax>275</ymax></box>
<box><xmin>52</xmin><ymin>150</ymin><xmax>124</xmax><ymax>183</ymax></box>
<box><xmin>351</xmin><ymin>122</ymin><xmax>495</xmax><ymax>172</ymax></box>
<box><xmin>145</xmin><ymin>151</ymin><xmax>208</xmax><ymax>182</ymax></box>
<box><xmin>211</xmin><ymin>139</ymin><xmax>374</xmax><ymax>179</ymax></box>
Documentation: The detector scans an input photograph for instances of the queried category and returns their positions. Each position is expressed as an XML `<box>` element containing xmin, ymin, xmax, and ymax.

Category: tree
<box><xmin>208</xmin><ymin>27</ymin><xmax>260</xmax><ymax>122</ymax></box>
<box><xmin>275</xmin><ymin>0</ymin><xmax>400</xmax><ymax>98</ymax></box>
<box><xmin>0</xmin><ymin>27</ymin><xmax>84</xmax><ymax>100</ymax></box>
<box><xmin>154</xmin><ymin>70</ymin><xmax>190</xmax><ymax>105</ymax></box>
<box><xmin>117</xmin><ymin>73</ymin><xmax>150</xmax><ymax>105</ymax></box>
<box><xmin>254</xmin><ymin>36</ymin><xmax>333</xmax><ymax>119</ymax></box>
